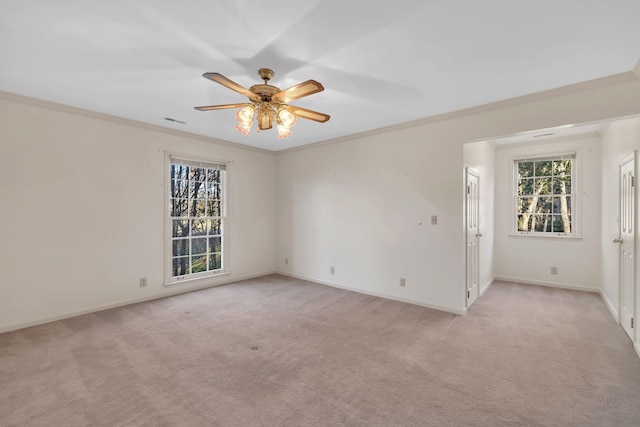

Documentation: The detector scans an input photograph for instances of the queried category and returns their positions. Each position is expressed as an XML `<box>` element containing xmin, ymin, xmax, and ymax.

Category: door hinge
<box><xmin>632</xmin><ymin>176</ymin><xmax>635</xmax><ymax>187</ymax></box>
<box><xmin>632</xmin><ymin>318</ymin><xmax>634</xmax><ymax>329</ymax></box>
<box><xmin>467</xmin><ymin>290</ymin><xmax>470</xmax><ymax>299</ymax></box>
<box><xmin>467</xmin><ymin>185</ymin><xmax>471</xmax><ymax>194</ymax></box>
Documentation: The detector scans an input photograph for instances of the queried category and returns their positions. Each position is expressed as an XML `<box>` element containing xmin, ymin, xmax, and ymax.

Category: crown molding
<box><xmin>0</xmin><ymin>90</ymin><xmax>276</xmax><ymax>156</ymax></box>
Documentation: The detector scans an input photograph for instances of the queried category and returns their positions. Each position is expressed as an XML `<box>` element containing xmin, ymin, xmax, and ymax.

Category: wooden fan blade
<box><xmin>203</xmin><ymin>73</ymin><xmax>257</xmax><ymax>99</ymax></box>
<box><xmin>286</xmin><ymin>105</ymin><xmax>330</xmax><ymax>123</ymax></box>
<box><xmin>194</xmin><ymin>103</ymin><xmax>250</xmax><ymax>111</ymax></box>
<box><xmin>272</xmin><ymin>80</ymin><xmax>324</xmax><ymax>103</ymax></box>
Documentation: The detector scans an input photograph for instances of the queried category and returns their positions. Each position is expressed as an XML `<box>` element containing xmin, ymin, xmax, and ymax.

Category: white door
<box><xmin>618</xmin><ymin>153</ymin><xmax>636</xmax><ymax>342</ymax></box>
<box><xmin>466</xmin><ymin>169</ymin><xmax>480</xmax><ymax>307</ymax></box>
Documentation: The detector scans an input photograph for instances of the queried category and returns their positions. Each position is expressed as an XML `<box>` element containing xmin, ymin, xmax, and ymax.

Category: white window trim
<box><xmin>509</xmin><ymin>150</ymin><xmax>582</xmax><ymax>239</ymax></box>
<box><xmin>164</xmin><ymin>151</ymin><xmax>231</xmax><ymax>286</ymax></box>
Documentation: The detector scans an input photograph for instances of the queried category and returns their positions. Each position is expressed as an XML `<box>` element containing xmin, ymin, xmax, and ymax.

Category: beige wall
<box><xmin>0</xmin><ymin>94</ymin><xmax>278</xmax><ymax>332</ymax></box>
<box><xmin>276</xmin><ymin>74</ymin><xmax>640</xmax><ymax>315</ymax></box>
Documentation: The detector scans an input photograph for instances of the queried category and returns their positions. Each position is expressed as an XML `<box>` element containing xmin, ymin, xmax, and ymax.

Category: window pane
<box><xmin>536</xmin><ymin>197</ymin><xmax>552</xmax><ymax>214</ymax></box>
<box><xmin>172</xmin><ymin>257</ymin><xmax>190</xmax><ymax>276</ymax></box>
<box><xmin>554</xmin><ymin>159</ymin><xmax>571</xmax><ymax>176</ymax></box>
<box><xmin>190</xmin><ymin>181</ymin><xmax>207</xmax><ymax>200</ymax></box>
<box><xmin>171</xmin><ymin>198</ymin><xmax>189</xmax><ymax>217</ymax></box>
<box><xmin>191</xmin><ymin>219</ymin><xmax>208</xmax><ymax>236</ymax></box>
<box><xmin>535</xmin><ymin>161</ymin><xmax>553</xmax><ymax>177</ymax></box>
<box><xmin>207</xmin><ymin>169</ymin><xmax>221</xmax><ymax>183</ymax></box>
<box><xmin>190</xmin><ymin>167</ymin><xmax>206</xmax><ymax>182</ymax></box>
<box><xmin>532</xmin><ymin>214</ymin><xmax>551</xmax><ymax>232</ymax></box>
<box><xmin>208</xmin><ymin>253</ymin><xmax>222</xmax><ymax>270</ymax></box>
<box><xmin>171</xmin><ymin>179</ymin><xmax>189</xmax><ymax>198</ymax></box>
<box><xmin>172</xmin><ymin>165</ymin><xmax>189</xmax><ymax>181</ymax></box>
<box><xmin>210</xmin><ymin>218</ymin><xmax>222</xmax><ymax>235</ymax></box>
<box><xmin>193</xmin><ymin>200</ymin><xmax>206</xmax><ymax>217</ymax></box>
<box><xmin>207</xmin><ymin>200</ymin><xmax>221</xmax><ymax>217</ymax></box>
<box><xmin>517</xmin><ymin>197</ymin><xmax>534</xmax><ymax>214</ymax></box>
<box><xmin>553</xmin><ymin>176</ymin><xmax>571</xmax><ymax>195</ymax></box>
<box><xmin>172</xmin><ymin>220</ymin><xmax>189</xmax><ymax>238</ymax></box>
<box><xmin>518</xmin><ymin>178</ymin><xmax>534</xmax><ymax>196</ymax></box>
<box><xmin>172</xmin><ymin>239</ymin><xmax>189</xmax><ymax>257</ymax></box>
<box><xmin>191</xmin><ymin>238</ymin><xmax>207</xmax><ymax>255</ymax></box>
<box><xmin>552</xmin><ymin>215</ymin><xmax>571</xmax><ymax>233</ymax></box>
<box><xmin>209</xmin><ymin>236</ymin><xmax>222</xmax><ymax>253</ymax></box>
<box><xmin>517</xmin><ymin>214</ymin><xmax>532</xmax><ymax>232</ymax></box>
<box><xmin>535</xmin><ymin>177</ymin><xmax>552</xmax><ymax>195</ymax></box>
<box><xmin>518</xmin><ymin>162</ymin><xmax>534</xmax><ymax>178</ymax></box>
<box><xmin>206</xmin><ymin>182</ymin><xmax>221</xmax><ymax>200</ymax></box>
<box><xmin>191</xmin><ymin>255</ymin><xmax>207</xmax><ymax>273</ymax></box>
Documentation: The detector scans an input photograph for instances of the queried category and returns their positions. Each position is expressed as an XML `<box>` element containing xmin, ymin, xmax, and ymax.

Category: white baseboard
<box><xmin>635</xmin><ymin>342</ymin><xmax>640</xmax><ymax>359</ymax></box>
<box><xmin>493</xmin><ymin>276</ymin><xmax>599</xmax><ymax>293</ymax></box>
<box><xmin>599</xmin><ymin>290</ymin><xmax>619</xmax><ymax>322</ymax></box>
<box><xmin>0</xmin><ymin>270</ymin><xmax>277</xmax><ymax>334</ymax></box>
<box><xmin>480</xmin><ymin>276</ymin><xmax>495</xmax><ymax>296</ymax></box>
<box><xmin>277</xmin><ymin>271</ymin><xmax>467</xmax><ymax>316</ymax></box>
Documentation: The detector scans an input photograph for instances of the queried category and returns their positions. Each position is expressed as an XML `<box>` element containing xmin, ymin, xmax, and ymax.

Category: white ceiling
<box><xmin>1</xmin><ymin>0</ymin><xmax>639</xmax><ymax>152</ymax></box>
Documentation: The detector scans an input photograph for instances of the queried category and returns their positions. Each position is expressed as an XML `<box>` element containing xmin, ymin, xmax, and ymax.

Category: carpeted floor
<box><xmin>1</xmin><ymin>274</ymin><xmax>639</xmax><ymax>426</ymax></box>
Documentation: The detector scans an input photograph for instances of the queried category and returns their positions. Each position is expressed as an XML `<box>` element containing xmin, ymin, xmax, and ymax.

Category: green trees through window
<box><xmin>516</xmin><ymin>156</ymin><xmax>574</xmax><ymax>234</ymax></box>
<box><xmin>169</xmin><ymin>157</ymin><xmax>226</xmax><ymax>280</ymax></box>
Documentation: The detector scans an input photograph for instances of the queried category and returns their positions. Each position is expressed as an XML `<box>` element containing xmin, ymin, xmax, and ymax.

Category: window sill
<box><xmin>164</xmin><ymin>271</ymin><xmax>230</xmax><ymax>287</ymax></box>
<box><xmin>508</xmin><ymin>233</ymin><xmax>582</xmax><ymax>240</ymax></box>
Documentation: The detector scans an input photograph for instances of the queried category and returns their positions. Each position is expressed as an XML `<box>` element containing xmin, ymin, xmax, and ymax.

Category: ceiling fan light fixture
<box><xmin>277</xmin><ymin>123</ymin><xmax>293</xmax><ymax>139</ymax></box>
<box><xmin>278</xmin><ymin>107</ymin><xmax>296</xmax><ymax>129</ymax></box>
<box><xmin>236</xmin><ymin>105</ymin><xmax>255</xmax><ymax>126</ymax></box>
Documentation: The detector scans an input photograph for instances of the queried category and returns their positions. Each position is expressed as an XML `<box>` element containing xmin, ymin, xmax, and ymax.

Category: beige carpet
<box><xmin>1</xmin><ymin>274</ymin><xmax>639</xmax><ymax>426</ymax></box>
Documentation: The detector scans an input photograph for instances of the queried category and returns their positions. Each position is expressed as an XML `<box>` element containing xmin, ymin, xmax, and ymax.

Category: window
<box><xmin>514</xmin><ymin>153</ymin><xmax>576</xmax><ymax>236</ymax></box>
<box><xmin>167</xmin><ymin>156</ymin><xmax>227</xmax><ymax>283</ymax></box>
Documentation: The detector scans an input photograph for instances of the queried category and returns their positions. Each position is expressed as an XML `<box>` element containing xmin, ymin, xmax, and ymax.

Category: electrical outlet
<box><xmin>139</xmin><ymin>277</ymin><xmax>147</xmax><ymax>287</ymax></box>
<box><xmin>431</xmin><ymin>215</ymin><xmax>437</xmax><ymax>225</ymax></box>
<box><xmin>330</xmin><ymin>266</ymin><xmax>335</xmax><ymax>275</ymax></box>
<box><xmin>285</xmin><ymin>258</ymin><xmax>288</xmax><ymax>265</ymax></box>
<box><xmin>550</xmin><ymin>267</ymin><xmax>558</xmax><ymax>275</ymax></box>
<box><xmin>400</xmin><ymin>278</ymin><xmax>406</xmax><ymax>287</ymax></box>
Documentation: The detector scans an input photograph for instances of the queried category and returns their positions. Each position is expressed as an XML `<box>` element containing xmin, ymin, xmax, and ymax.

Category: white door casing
<box><xmin>618</xmin><ymin>153</ymin><xmax>636</xmax><ymax>342</ymax></box>
<box><xmin>466</xmin><ymin>168</ymin><xmax>480</xmax><ymax>307</ymax></box>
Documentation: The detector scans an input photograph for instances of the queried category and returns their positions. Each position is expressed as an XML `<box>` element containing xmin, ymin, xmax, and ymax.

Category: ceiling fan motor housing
<box><xmin>249</xmin><ymin>84</ymin><xmax>281</xmax><ymax>102</ymax></box>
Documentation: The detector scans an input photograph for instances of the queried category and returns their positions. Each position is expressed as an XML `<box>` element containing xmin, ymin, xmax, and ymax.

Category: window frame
<box><xmin>511</xmin><ymin>151</ymin><xmax>581</xmax><ymax>238</ymax></box>
<box><xmin>164</xmin><ymin>152</ymin><xmax>230</xmax><ymax>286</ymax></box>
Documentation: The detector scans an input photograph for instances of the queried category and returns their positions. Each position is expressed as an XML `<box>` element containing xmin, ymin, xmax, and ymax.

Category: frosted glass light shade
<box><xmin>235</xmin><ymin>105</ymin><xmax>255</xmax><ymax>126</ymax></box>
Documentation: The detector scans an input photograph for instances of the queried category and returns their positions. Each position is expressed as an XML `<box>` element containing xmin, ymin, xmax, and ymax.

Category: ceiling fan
<box><xmin>195</xmin><ymin>68</ymin><xmax>330</xmax><ymax>139</ymax></box>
